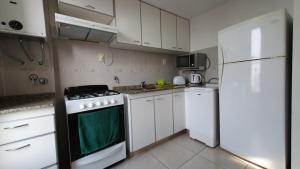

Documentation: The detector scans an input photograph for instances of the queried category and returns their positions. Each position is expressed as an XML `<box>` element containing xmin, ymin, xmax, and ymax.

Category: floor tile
<box><xmin>172</xmin><ymin>134</ymin><xmax>206</xmax><ymax>154</ymax></box>
<box><xmin>114</xmin><ymin>152</ymin><xmax>167</xmax><ymax>169</ymax></box>
<box><xmin>198</xmin><ymin>147</ymin><xmax>248</xmax><ymax>169</ymax></box>
<box><xmin>179</xmin><ymin>155</ymin><xmax>224</xmax><ymax>169</ymax></box>
<box><xmin>150</xmin><ymin>141</ymin><xmax>195</xmax><ymax>169</ymax></box>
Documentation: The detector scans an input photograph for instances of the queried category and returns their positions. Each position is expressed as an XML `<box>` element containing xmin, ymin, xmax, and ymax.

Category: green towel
<box><xmin>78</xmin><ymin>107</ymin><xmax>121</xmax><ymax>155</ymax></box>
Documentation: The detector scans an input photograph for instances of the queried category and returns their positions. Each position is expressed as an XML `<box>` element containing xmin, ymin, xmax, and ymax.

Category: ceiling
<box><xmin>143</xmin><ymin>0</ymin><xmax>230</xmax><ymax>18</ymax></box>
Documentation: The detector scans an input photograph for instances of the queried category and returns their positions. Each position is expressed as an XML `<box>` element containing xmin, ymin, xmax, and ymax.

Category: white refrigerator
<box><xmin>218</xmin><ymin>9</ymin><xmax>290</xmax><ymax>169</ymax></box>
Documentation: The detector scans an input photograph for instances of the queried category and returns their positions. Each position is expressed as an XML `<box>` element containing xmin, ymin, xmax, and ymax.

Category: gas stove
<box><xmin>64</xmin><ymin>85</ymin><xmax>124</xmax><ymax>114</ymax></box>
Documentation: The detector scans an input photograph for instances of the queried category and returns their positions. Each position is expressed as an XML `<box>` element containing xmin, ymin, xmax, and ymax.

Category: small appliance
<box><xmin>0</xmin><ymin>0</ymin><xmax>46</xmax><ymax>37</ymax></box>
<box><xmin>173</xmin><ymin>76</ymin><xmax>186</xmax><ymax>85</ymax></box>
<box><xmin>190</xmin><ymin>74</ymin><xmax>202</xmax><ymax>84</ymax></box>
<box><xmin>176</xmin><ymin>53</ymin><xmax>209</xmax><ymax>70</ymax></box>
<box><xmin>64</xmin><ymin>85</ymin><xmax>126</xmax><ymax>169</ymax></box>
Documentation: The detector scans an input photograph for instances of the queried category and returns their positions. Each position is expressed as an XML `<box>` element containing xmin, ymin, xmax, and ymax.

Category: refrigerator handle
<box><xmin>220</xmin><ymin>46</ymin><xmax>225</xmax><ymax>88</ymax></box>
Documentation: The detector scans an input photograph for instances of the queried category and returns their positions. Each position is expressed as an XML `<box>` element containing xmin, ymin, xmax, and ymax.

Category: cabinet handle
<box><xmin>145</xmin><ymin>100</ymin><xmax>153</xmax><ymax>102</ymax></box>
<box><xmin>85</xmin><ymin>5</ymin><xmax>95</xmax><ymax>10</ymax></box>
<box><xmin>5</xmin><ymin>144</ymin><xmax>31</xmax><ymax>152</ymax></box>
<box><xmin>143</xmin><ymin>42</ymin><xmax>150</xmax><ymax>45</ymax></box>
<box><xmin>178</xmin><ymin>48</ymin><xmax>183</xmax><ymax>50</ymax></box>
<box><xmin>133</xmin><ymin>40</ymin><xmax>140</xmax><ymax>43</ymax></box>
<box><xmin>4</xmin><ymin>123</ymin><xmax>29</xmax><ymax>130</ymax></box>
<box><xmin>172</xmin><ymin>47</ymin><xmax>177</xmax><ymax>49</ymax></box>
<box><xmin>156</xmin><ymin>98</ymin><xmax>164</xmax><ymax>101</ymax></box>
<box><xmin>197</xmin><ymin>94</ymin><xmax>202</xmax><ymax>96</ymax></box>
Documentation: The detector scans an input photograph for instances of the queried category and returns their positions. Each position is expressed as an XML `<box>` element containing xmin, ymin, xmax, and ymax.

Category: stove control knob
<box><xmin>79</xmin><ymin>104</ymin><xmax>86</xmax><ymax>110</ymax></box>
<box><xmin>95</xmin><ymin>101</ymin><xmax>101</xmax><ymax>107</ymax></box>
<box><xmin>103</xmin><ymin>100</ymin><xmax>109</xmax><ymax>105</ymax></box>
<box><xmin>110</xmin><ymin>99</ymin><xmax>116</xmax><ymax>104</ymax></box>
<box><xmin>87</xmin><ymin>103</ymin><xmax>94</xmax><ymax>108</ymax></box>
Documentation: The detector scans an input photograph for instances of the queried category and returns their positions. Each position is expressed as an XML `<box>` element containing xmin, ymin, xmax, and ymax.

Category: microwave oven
<box><xmin>176</xmin><ymin>53</ymin><xmax>208</xmax><ymax>70</ymax></box>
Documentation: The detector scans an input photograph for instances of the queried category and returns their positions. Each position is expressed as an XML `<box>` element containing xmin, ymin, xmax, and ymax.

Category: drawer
<box><xmin>0</xmin><ymin>115</ymin><xmax>55</xmax><ymax>145</ymax></box>
<box><xmin>0</xmin><ymin>134</ymin><xmax>57</xmax><ymax>169</ymax></box>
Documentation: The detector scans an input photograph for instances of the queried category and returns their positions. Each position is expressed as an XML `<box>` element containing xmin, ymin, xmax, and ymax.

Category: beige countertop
<box><xmin>113</xmin><ymin>84</ymin><xmax>218</xmax><ymax>95</ymax></box>
<box><xmin>0</xmin><ymin>93</ymin><xmax>55</xmax><ymax>115</ymax></box>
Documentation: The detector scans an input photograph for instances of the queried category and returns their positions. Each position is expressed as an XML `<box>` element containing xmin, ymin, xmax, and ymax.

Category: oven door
<box><xmin>67</xmin><ymin>105</ymin><xmax>125</xmax><ymax>162</ymax></box>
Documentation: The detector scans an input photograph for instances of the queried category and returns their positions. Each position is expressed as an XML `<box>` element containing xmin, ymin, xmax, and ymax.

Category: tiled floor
<box><xmin>111</xmin><ymin>133</ymin><xmax>263</xmax><ymax>169</ymax></box>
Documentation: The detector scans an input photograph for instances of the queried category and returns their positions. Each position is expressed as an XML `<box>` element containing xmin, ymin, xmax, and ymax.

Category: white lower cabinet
<box><xmin>154</xmin><ymin>94</ymin><xmax>174</xmax><ymax>141</ymax></box>
<box><xmin>128</xmin><ymin>91</ymin><xmax>186</xmax><ymax>152</ymax></box>
<box><xmin>0</xmin><ymin>108</ymin><xmax>57</xmax><ymax>169</ymax></box>
<box><xmin>173</xmin><ymin>92</ymin><xmax>186</xmax><ymax>133</ymax></box>
<box><xmin>131</xmin><ymin>97</ymin><xmax>156</xmax><ymax>151</ymax></box>
<box><xmin>0</xmin><ymin>134</ymin><xmax>57</xmax><ymax>169</ymax></box>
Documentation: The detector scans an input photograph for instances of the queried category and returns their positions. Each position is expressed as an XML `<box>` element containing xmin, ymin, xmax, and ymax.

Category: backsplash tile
<box><xmin>56</xmin><ymin>40</ymin><xmax>177</xmax><ymax>93</ymax></box>
<box><xmin>0</xmin><ymin>38</ymin><xmax>55</xmax><ymax>96</ymax></box>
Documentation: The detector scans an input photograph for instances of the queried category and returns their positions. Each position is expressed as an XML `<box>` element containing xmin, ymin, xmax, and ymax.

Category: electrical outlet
<box><xmin>97</xmin><ymin>53</ymin><xmax>105</xmax><ymax>62</ymax></box>
<box><xmin>162</xmin><ymin>59</ymin><xmax>167</xmax><ymax>65</ymax></box>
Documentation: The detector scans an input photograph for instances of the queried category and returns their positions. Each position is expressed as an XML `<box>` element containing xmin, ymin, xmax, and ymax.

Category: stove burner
<box><xmin>64</xmin><ymin>85</ymin><xmax>120</xmax><ymax>100</ymax></box>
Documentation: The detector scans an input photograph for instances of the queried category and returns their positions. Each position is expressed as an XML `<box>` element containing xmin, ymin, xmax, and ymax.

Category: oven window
<box><xmin>176</xmin><ymin>55</ymin><xmax>190</xmax><ymax>68</ymax></box>
<box><xmin>68</xmin><ymin>105</ymin><xmax>125</xmax><ymax>162</ymax></box>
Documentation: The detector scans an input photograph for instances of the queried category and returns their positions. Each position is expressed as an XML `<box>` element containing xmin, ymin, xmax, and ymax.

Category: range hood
<box><xmin>55</xmin><ymin>13</ymin><xmax>118</xmax><ymax>42</ymax></box>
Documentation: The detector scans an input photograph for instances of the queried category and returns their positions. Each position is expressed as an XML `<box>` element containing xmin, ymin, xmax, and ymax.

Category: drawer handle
<box><xmin>85</xmin><ymin>5</ymin><xmax>95</xmax><ymax>10</ymax></box>
<box><xmin>4</xmin><ymin>123</ymin><xmax>29</xmax><ymax>130</ymax></box>
<box><xmin>197</xmin><ymin>94</ymin><xmax>202</xmax><ymax>96</ymax></box>
<box><xmin>145</xmin><ymin>100</ymin><xmax>153</xmax><ymax>102</ymax></box>
<box><xmin>5</xmin><ymin>144</ymin><xmax>31</xmax><ymax>152</ymax></box>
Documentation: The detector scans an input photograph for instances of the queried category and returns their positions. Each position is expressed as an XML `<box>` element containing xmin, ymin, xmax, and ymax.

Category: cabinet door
<box><xmin>161</xmin><ymin>10</ymin><xmax>177</xmax><ymax>50</ymax></box>
<box><xmin>154</xmin><ymin>94</ymin><xmax>174</xmax><ymax>141</ymax></box>
<box><xmin>177</xmin><ymin>17</ymin><xmax>190</xmax><ymax>52</ymax></box>
<box><xmin>59</xmin><ymin>0</ymin><xmax>114</xmax><ymax>16</ymax></box>
<box><xmin>131</xmin><ymin>97</ymin><xmax>155</xmax><ymax>151</ymax></box>
<box><xmin>173</xmin><ymin>92</ymin><xmax>186</xmax><ymax>133</ymax></box>
<box><xmin>141</xmin><ymin>3</ymin><xmax>161</xmax><ymax>48</ymax></box>
<box><xmin>115</xmin><ymin>0</ymin><xmax>142</xmax><ymax>45</ymax></box>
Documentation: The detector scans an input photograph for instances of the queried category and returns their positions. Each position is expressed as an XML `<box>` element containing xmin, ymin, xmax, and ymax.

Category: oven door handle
<box><xmin>73</xmin><ymin>143</ymin><xmax>124</xmax><ymax>167</ymax></box>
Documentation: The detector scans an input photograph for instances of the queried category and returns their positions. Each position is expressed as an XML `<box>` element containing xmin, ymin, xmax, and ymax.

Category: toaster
<box><xmin>173</xmin><ymin>76</ymin><xmax>186</xmax><ymax>85</ymax></box>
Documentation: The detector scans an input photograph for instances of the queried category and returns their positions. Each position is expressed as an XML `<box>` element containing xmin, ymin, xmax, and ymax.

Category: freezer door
<box><xmin>220</xmin><ymin>57</ymin><xmax>287</xmax><ymax>169</ymax></box>
<box><xmin>218</xmin><ymin>9</ymin><xmax>287</xmax><ymax>64</ymax></box>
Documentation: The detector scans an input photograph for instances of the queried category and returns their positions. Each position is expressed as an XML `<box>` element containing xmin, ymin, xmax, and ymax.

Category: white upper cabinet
<box><xmin>154</xmin><ymin>94</ymin><xmax>174</xmax><ymax>141</ymax></box>
<box><xmin>59</xmin><ymin>0</ymin><xmax>114</xmax><ymax>16</ymax></box>
<box><xmin>58</xmin><ymin>0</ymin><xmax>114</xmax><ymax>24</ymax></box>
<box><xmin>115</xmin><ymin>0</ymin><xmax>142</xmax><ymax>45</ymax></box>
<box><xmin>141</xmin><ymin>3</ymin><xmax>161</xmax><ymax>48</ymax></box>
<box><xmin>161</xmin><ymin>11</ymin><xmax>177</xmax><ymax>50</ymax></box>
<box><xmin>177</xmin><ymin>17</ymin><xmax>190</xmax><ymax>52</ymax></box>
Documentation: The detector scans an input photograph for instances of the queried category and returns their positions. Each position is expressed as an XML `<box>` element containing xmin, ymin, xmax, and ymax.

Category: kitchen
<box><xmin>0</xmin><ymin>0</ymin><xmax>299</xmax><ymax>169</ymax></box>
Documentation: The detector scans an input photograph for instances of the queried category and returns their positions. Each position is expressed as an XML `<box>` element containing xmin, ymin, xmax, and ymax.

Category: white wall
<box><xmin>56</xmin><ymin>40</ymin><xmax>176</xmax><ymax>94</ymax></box>
<box><xmin>292</xmin><ymin>0</ymin><xmax>300</xmax><ymax>168</ymax></box>
<box><xmin>190</xmin><ymin>0</ymin><xmax>294</xmax><ymax>51</ymax></box>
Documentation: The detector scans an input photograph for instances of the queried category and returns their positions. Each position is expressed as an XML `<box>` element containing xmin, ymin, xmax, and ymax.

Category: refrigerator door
<box><xmin>220</xmin><ymin>57</ymin><xmax>287</xmax><ymax>169</ymax></box>
<box><xmin>218</xmin><ymin>9</ymin><xmax>287</xmax><ymax>65</ymax></box>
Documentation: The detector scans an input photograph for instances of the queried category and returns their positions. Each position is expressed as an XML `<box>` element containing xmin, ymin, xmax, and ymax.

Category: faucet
<box><xmin>140</xmin><ymin>81</ymin><xmax>146</xmax><ymax>88</ymax></box>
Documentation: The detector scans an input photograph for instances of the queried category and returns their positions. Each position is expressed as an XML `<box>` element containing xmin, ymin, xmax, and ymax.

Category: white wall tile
<box><xmin>56</xmin><ymin>40</ymin><xmax>176</xmax><ymax>94</ymax></box>
<box><xmin>0</xmin><ymin>38</ymin><xmax>55</xmax><ymax>96</ymax></box>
